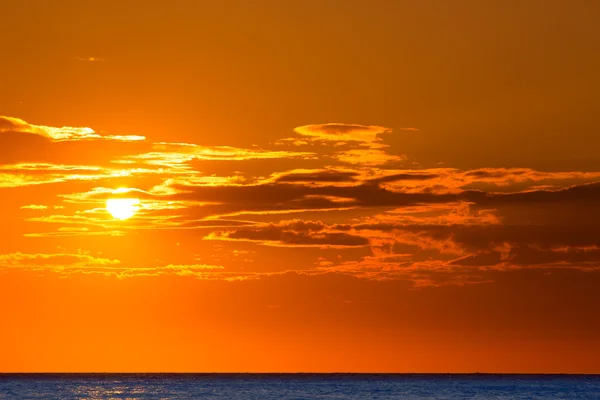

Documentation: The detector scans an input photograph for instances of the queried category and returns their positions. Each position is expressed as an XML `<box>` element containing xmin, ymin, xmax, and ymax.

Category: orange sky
<box><xmin>1</xmin><ymin>0</ymin><xmax>600</xmax><ymax>373</ymax></box>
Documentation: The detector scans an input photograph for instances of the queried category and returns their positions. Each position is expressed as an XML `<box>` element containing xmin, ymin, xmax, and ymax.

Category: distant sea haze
<box><xmin>1</xmin><ymin>373</ymin><xmax>600</xmax><ymax>399</ymax></box>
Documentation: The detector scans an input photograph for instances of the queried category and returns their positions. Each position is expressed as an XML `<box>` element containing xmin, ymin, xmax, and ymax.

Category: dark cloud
<box><xmin>274</xmin><ymin>170</ymin><xmax>360</xmax><ymax>183</ymax></box>
<box><xmin>367</xmin><ymin>172</ymin><xmax>440</xmax><ymax>184</ymax></box>
<box><xmin>450</xmin><ymin>246</ymin><xmax>600</xmax><ymax>269</ymax></box>
<box><xmin>396</xmin><ymin>224</ymin><xmax>600</xmax><ymax>252</ymax></box>
<box><xmin>211</xmin><ymin>222</ymin><xmax>370</xmax><ymax>248</ymax></box>
<box><xmin>167</xmin><ymin>181</ymin><xmax>465</xmax><ymax>211</ymax></box>
<box><xmin>473</xmin><ymin>181</ymin><xmax>600</xmax><ymax>206</ymax></box>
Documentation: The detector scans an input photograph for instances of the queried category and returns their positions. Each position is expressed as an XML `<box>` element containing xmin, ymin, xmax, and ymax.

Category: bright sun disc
<box><xmin>106</xmin><ymin>198</ymin><xmax>140</xmax><ymax>220</ymax></box>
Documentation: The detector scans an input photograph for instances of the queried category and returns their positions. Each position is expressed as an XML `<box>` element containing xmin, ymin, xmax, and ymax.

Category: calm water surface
<box><xmin>1</xmin><ymin>374</ymin><xmax>599</xmax><ymax>399</ymax></box>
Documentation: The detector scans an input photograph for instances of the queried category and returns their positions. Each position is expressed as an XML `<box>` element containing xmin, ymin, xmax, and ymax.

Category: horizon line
<box><xmin>2</xmin><ymin>372</ymin><xmax>599</xmax><ymax>376</ymax></box>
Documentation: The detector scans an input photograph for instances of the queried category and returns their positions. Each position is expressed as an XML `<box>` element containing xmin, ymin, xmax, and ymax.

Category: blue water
<box><xmin>1</xmin><ymin>374</ymin><xmax>599</xmax><ymax>399</ymax></box>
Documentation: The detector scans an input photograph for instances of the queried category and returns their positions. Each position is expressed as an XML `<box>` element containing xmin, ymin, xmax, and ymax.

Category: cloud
<box><xmin>0</xmin><ymin>252</ymin><xmax>120</xmax><ymax>269</ymax></box>
<box><xmin>294</xmin><ymin>123</ymin><xmax>391</xmax><ymax>143</ymax></box>
<box><xmin>44</xmin><ymin>171</ymin><xmax>600</xmax><ymax>232</ymax></box>
<box><xmin>0</xmin><ymin>252</ymin><xmax>236</xmax><ymax>278</ymax></box>
<box><xmin>206</xmin><ymin>229</ymin><xmax>370</xmax><ymax>248</ymax></box>
<box><xmin>0</xmin><ymin>251</ymin><xmax>313</xmax><ymax>282</ymax></box>
<box><xmin>291</xmin><ymin>123</ymin><xmax>411</xmax><ymax>168</ymax></box>
<box><xmin>0</xmin><ymin>163</ymin><xmax>126</xmax><ymax>188</ymax></box>
<box><xmin>4</xmin><ymin>115</ymin><xmax>600</xmax><ymax>285</ymax></box>
<box><xmin>398</xmin><ymin>224</ymin><xmax>600</xmax><ymax>254</ymax></box>
<box><xmin>272</xmin><ymin>169</ymin><xmax>360</xmax><ymax>184</ymax></box>
<box><xmin>449</xmin><ymin>245</ymin><xmax>600</xmax><ymax>270</ymax></box>
<box><xmin>117</xmin><ymin>142</ymin><xmax>315</xmax><ymax>169</ymax></box>
<box><xmin>333</xmin><ymin>148</ymin><xmax>406</xmax><ymax>166</ymax></box>
<box><xmin>0</xmin><ymin>117</ymin><xmax>151</xmax><ymax>168</ymax></box>
<box><xmin>163</xmin><ymin>178</ymin><xmax>465</xmax><ymax>209</ymax></box>
<box><xmin>367</xmin><ymin>172</ymin><xmax>440</xmax><ymax>184</ymax></box>
<box><xmin>206</xmin><ymin>220</ymin><xmax>369</xmax><ymax>248</ymax></box>
<box><xmin>473</xmin><ymin>181</ymin><xmax>600</xmax><ymax>206</ymax></box>
<box><xmin>0</xmin><ymin>116</ymin><xmax>144</xmax><ymax>142</ymax></box>
<box><xmin>20</xmin><ymin>204</ymin><xmax>48</xmax><ymax>210</ymax></box>
<box><xmin>76</xmin><ymin>56</ymin><xmax>104</xmax><ymax>62</ymax></box>
<box><xmin>312</xmin><ymin>256</ymin><xmax>491</xmax><ymax>286</ymax></box>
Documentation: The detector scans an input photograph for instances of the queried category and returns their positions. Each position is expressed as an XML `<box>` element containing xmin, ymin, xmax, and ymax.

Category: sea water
<box><xmin>1</xmin><ymin>374</ymin><xmax>599</xmax><ymax>399</ymax></box>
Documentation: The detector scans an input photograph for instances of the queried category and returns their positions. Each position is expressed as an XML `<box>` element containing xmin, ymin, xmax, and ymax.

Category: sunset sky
<box><xmin>2</xmin><ymin>0</ymin><xmax>600</xmax><ymax>373</ymax></box>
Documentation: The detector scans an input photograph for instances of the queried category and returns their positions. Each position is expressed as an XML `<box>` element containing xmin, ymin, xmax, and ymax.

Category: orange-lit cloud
<box><xmin>0</xmin><ymin>116</ymin><xmax>144</xmax><ymax>142</ymax></box>
<box><xmin>3</xmin><ymin>116</ymin><xmax>600</xmax><ymax>285</ymax></box>
<box><xmin>76</xmin><ymin>56</ymin><xmax>104</xmax><ymax>62</ymax></box>
<box><xmin>293</xmin><ymin>123</ymin><xmax>392</xmax><ymax>143</ymax></box>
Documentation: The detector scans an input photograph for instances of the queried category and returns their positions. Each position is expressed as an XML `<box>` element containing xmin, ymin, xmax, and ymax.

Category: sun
<box><xmin>106</xmin><ymin>198</ymin><xmax>140</xmax><ymax>220</ymax></box>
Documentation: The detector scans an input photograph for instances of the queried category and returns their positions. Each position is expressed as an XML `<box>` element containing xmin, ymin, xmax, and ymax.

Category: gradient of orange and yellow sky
<box><xmin>1</xmin><ymin>0</ymin><xmax>600</xmax><ymax>373</ymax></box>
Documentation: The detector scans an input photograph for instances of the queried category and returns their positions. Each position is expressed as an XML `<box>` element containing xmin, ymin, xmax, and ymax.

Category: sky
<box><xmin>1</xmin><ymin>0</ymin><xmax>600</xmax><ymax>373</ymax></box>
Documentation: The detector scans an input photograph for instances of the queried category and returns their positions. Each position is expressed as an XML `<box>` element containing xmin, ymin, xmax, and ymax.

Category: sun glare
<box><xmin>106</xmin><ymin>198</ymin><xmax>140</xmax><ymax>220</ymax></box>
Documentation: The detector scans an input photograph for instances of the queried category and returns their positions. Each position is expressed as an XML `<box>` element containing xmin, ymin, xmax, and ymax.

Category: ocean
<box><xmin>1</xmin><ymin>374</ymin><xmax>599</xmax><ymax>399</ymax></box>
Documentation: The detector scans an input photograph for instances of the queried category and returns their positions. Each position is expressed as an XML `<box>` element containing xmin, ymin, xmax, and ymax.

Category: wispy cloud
<box><xmin>76</xmin><ymin>56</ymin><xmax>104</xmax><ymax>62</ymax></box>
<box><xmin>0</xmin><ymin>116</ymin><xmax>144</xmax><ymax>142</ymax></box>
